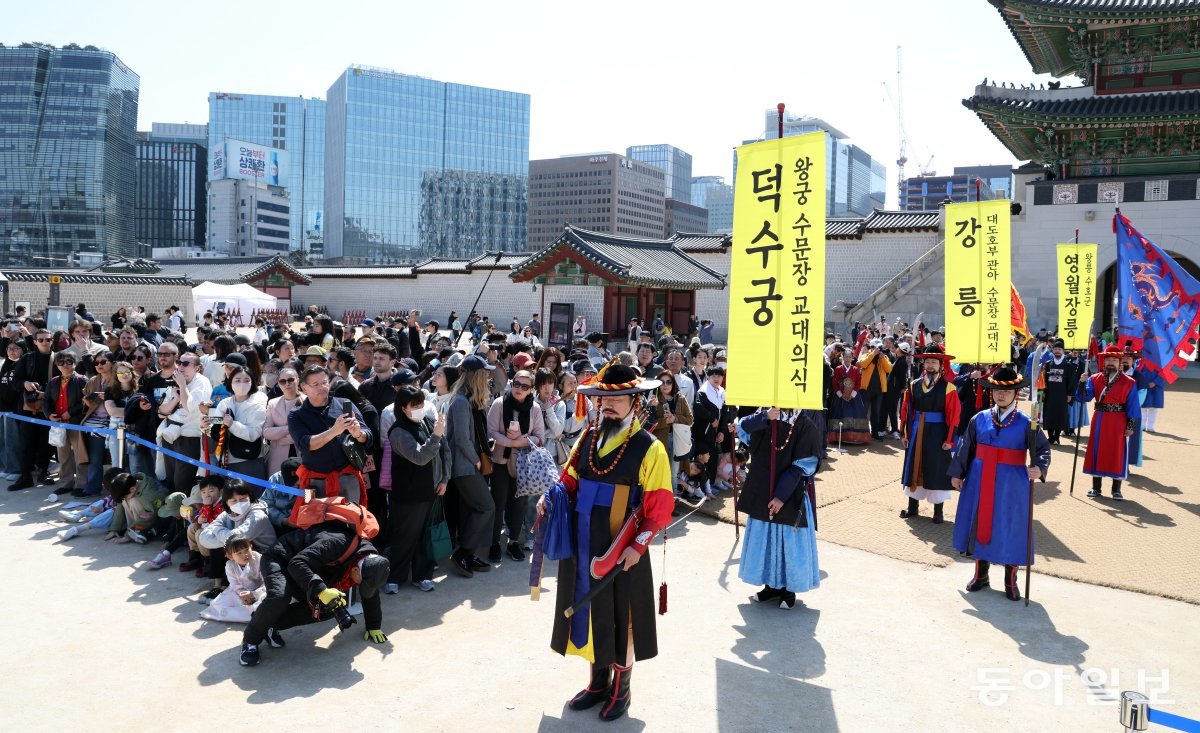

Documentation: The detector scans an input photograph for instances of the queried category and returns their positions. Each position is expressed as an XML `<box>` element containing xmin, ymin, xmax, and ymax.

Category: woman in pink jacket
<box><xmin>261</xmin><ymin>366</ymin><xmax>302</xmax><ymax>476</ymax></box>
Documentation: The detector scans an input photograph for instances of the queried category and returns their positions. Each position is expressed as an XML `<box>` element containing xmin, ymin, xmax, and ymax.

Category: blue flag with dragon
<box><xmin>1113</xmin><ymin>211</ymin><xmax>1200</xmax><ymax>383</ymax></box>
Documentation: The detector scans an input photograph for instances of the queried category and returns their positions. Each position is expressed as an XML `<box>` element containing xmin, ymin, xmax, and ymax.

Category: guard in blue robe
<box><xmin>1135</xmin><ymin>358</ymin><xmax>1165</xmax><ymax>433</ymax></box>
<box><xmin>949</xmin><ymin>366</ymin><xmax>1050</xmax><ymax>602</ymax></box>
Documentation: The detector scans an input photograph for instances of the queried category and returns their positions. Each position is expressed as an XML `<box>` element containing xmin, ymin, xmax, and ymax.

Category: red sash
<box><xmin>975</xmin><ymin>444</ymin><xmax>1026</xmax><ymax>544</ymax></box>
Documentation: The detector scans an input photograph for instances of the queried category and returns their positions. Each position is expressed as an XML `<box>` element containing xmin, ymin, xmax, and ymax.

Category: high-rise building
<box><xmin>136</xmin><ymin>126</ymin><xmax>207</xmax><ymax>251</ymax></box>
<box><xmin>690</xmin><ymin>175</ymin><xmax>725</xmax><ymax>208</ymax></box>
<box><xmin>627</xmin><ymin>144</ymin><xmax>693</xmax><ymax>202</ymax></box>
<box><xmin>900</xmin><ymin>174</ymin><xmax>998</xmax><ymax>210</ymax></box>
<box><xmin>324</xmin><ymin>66</ymin><xmax>529</xmax><ymax>263</ymax></box>
<box><xmin>207</xmin><ymin>179</ymin><xmax>291</xmax><ymax>256</ymax></box>
<box><xmin>954</xmin><ymin>164</ymin><xmax>1012</xmax><ymax>200</ymax></box>
<box><xmin>743</xmin><ymin>111</ymin><xmax>887</xmax><ymax>218</ymax></box>
<box><xmin>207</xmin><ymin>93</ymin><xmax>325</xmax><ymax>256</ymax></box>
<box><xmin>664</xmin><ymin>198</ymin><xmax>708</xmax><ymax>237</ymax></box>
<box><xmin>527</xmin><ymin>153</ymin><xmax>665</xmax><ymax>251</ymax></box>
<box><xmin>0</xmin><ymin>43</ymin><xmax>139</xmax><ymax>266</ymax></box>
<box><xmin>703</xmin><ymin>182</ymin><xmax>734</xmax><ymax>233</ymax></box>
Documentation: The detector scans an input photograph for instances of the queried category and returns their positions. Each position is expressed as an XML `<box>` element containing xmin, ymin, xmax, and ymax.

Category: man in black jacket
<box><xmin>240</xmin><ymin>521</ymin><xmax>390</xmax><ymax>666</ymax></box>
<box><xmin>9</xmin><ymin>329</ymin><xmax>55</xmax><ymax>490</ymax></box>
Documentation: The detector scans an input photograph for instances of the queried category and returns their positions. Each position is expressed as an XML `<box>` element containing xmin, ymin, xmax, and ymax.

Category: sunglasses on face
<box><xmin>94</xmin><ymin>360</ymin><xmax>110</xmax><ymax>366</ymax></box>
<box><xmin>56</xmin><ymin>358</ymin><xmax>75</xmax><ymax>365</ymax></box>
<box><xmin>35</xmin><ymin>338</ymin><xmax>51</xmax><ymax>343</ymax></box>
<box><xmin>116</xmin><ymin>370</ymin><xmax>133</xmax><ymax>377</ymax></box>
<box><xmin>512</xmin><ymin>381</ymin><xmax>532</xmax><ymax>390</ymax></box>
<box><xmin>178</xmin><ymin>360</ymin><xmax>197</xmax><ymax>367</ymax></box>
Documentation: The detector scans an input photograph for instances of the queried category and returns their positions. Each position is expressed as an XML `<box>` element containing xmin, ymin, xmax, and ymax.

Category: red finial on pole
<box><xmin>975</xmin><ymin>178</ymin><xmax>982</xmax><ymax>202</ymax></box>
<box><xmin>777</xmin><ymin>103</ymin><xmax>785</xmax><ymax>139</ymax></box>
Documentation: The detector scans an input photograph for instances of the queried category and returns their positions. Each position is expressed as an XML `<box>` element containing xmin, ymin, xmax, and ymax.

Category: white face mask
<box><xmin>232</xmin><ymin>382</ymin><xmax>252</xmax><ymax>396</ymax></box>
<box><xmin>230</xmin><ymin>499</ymin><xmax>251</xmax><ymax>516</ymax></box>
<box><xmin>262</xmin><ymin>373</ymin><xmax>278</xmax><ymax>388</ymax></box>
<box><xmin>407</xmin><ymin>405</ymin><xmax>427</xmax><ymax>422</ymax></box>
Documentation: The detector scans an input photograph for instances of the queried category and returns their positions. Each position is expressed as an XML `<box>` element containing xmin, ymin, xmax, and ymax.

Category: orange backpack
<box><xmin>288</xmin><ymin>496</ymin><xmax>380</xmax><ymax>562</ymax></box>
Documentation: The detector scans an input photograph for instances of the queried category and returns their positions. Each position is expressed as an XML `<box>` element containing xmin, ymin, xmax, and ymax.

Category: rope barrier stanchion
<box><xmin>115</xmin><ymin>418</ymin><xmax>126</xmax><ymax>470</ymax></box>
<box><xmin>1120</xmin><ymin>691</ymin><xmax>1200</xmax><ymax>733</ymax></box>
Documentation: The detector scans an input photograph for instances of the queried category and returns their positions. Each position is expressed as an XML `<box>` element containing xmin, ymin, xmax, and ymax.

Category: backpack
<box><xmin>288</xmin><ymin>496</ymin><xmax>380</xmax><ymax>563</ymax></box>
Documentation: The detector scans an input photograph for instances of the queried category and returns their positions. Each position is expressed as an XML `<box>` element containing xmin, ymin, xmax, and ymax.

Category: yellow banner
<box><xmin>944</xmin><ymin>199</ymin><xmax>1011</xmax><ymax>363</ymax></box>
<box><xmin>1056</xmin><ymin>243</ymin><xmax>1098</xmax><ymax>350</ymax></box>
<box><xmin>726</xmin><ymin>132</ymin><xmax>826</xmax><ymax>409</ymax></box>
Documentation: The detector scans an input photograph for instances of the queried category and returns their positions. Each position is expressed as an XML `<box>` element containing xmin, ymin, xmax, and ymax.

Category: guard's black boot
<box><xmin>751</xmin><ymin>585</ymin><xmax>782</xmax><ymax>603</ymax></box>
<box><xmin>568</xmin><ymin>664</ymin><xmax>610</xmax><ymax>711</ymax></box>
<box><xmin>1004</xmin><ymin>565</ymin><xmax>1021</xmax><ymax>601</ymax></box>
<box><xmin>1087</xmin><ymin>476</ymin><xmax>1102</xmax><ymax>498</ymax></box>
<box><xmin>932</xmin><ymin>502</ymin><xmax>945</xmax><ymax>524</ymax></box>
<box><xmin>899</xmin><ymin>497</ymin><xmax>920</xmax><ymax>519</ymax></box>
<box><xmin>599</xmin><ymin>663</ymin><xmax>631</xmax><ymax>722</ymax></box>
<box><xmin>966</xmin><ymin>559</ymin><xmax>990</xmax><ymax>592</ymax></box>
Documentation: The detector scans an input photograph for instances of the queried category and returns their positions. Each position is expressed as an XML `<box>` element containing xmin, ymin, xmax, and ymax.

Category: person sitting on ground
<box><xmin>261</xmin><ymin>457</ymin><xmax>302</xmax><ymax>533</ymax></box>
<box><xmin>197</xmin><ymin>478</ymin><xmax>277</xmax><ymax>603</ymax></box>
<box><xmin>56</xmin><ymin>486</ymin><xmax>118</xmax><ymax>541</ymax></box>
<box><xmin>200</xmin><ymin>536</ymin><xmax>267</xmax><ymax>624</ymax></box>
<box><xmin>179</xmin><ymin>477</ymin><xmax>225</xmax><ymax>577</ymax></box>
<box><xmin>238</xmin><ymin>516</ymin><xmax>391</xmax><ymax>667</ymax></box>
<box><xmin>101</xmin><ymin>468</ymin><xmax>170</xmax><ymax>545</ymax></box>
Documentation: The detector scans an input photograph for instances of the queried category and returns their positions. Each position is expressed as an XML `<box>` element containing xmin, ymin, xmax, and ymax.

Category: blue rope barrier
<box><xmin>2</xmin><ymin>411</ymin><xmax>302</xmax><ymax>497</ymax></box>
<box><xmin>1149</xmin><ymin>707</ymin><xmax>1200</xmax><ymax>733</ymax></box>
<box><xmin>1</xmin><ymin>411</ymin><xmax>117</xmax><ymax>436</ymax></box>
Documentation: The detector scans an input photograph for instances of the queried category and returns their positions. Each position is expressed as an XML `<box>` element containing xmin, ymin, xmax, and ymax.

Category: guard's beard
<box><xmin>600</xmin><ymin>408</ymin><xmax>635</xmax><ymax>438</ymax></box>
<box><xmin>1105</xmin><ymin>366</ymin><xmax>1118</xmax><ymax>377</ymax></box>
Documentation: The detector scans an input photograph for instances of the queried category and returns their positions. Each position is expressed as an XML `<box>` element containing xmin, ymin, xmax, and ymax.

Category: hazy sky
<box><xmin>10</xmin><ymin>0</ymin><xmax>1060</xmax><ymax>207</ymax></box>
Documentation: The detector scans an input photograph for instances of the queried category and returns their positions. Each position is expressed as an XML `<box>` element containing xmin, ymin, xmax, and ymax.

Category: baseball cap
<box><xmin>460</xmin><ymin>354</ymin><xmax>495</xmax><ymax>372</ymax></box>
<box><xmin>390</xmin><ymin>368</ymin><xmax>417</xmax><ymax>387</ymax></box>
<box><xmin>234</xmin><ymin>334</ymin><xmax>252</xmax><ymax>346</ymax></box>
<box><xmin>512</xmin><ymin>353</ymin><xmax>535</xmax><ymax>370</ymax></box>
<box><xmin>220</xmin><ymin>352</ymin><xmax>247</xmax><ymax>367</ymax></box>
<box><xmin>361</xmin><ymin>318</ymin><xmax>376</xmax><ymax>328</ymax></box>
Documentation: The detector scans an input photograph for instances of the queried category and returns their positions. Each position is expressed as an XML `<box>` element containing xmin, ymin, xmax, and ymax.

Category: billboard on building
<box><xmin>210</xmin><ymin>139</ymin><xmax>288</xmax><ymax>186</ymax></box>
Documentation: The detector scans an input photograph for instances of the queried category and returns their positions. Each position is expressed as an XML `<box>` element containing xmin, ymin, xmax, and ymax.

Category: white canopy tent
<box><xmin>192</xmin><ymin>281</ymin><xmax>277</xmax><ymax>316</ymax></box>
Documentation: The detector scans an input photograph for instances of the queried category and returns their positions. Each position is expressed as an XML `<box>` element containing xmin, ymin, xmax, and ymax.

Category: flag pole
<box><xmin>1025</xmin><ymin>371</ymin><xmax>1038</xmax><ymax>607</ymax></box>
<box><xmin>1068</xmin><ymin>227</ymin><xmax>1087</xmax><ymax>498</ymax></box>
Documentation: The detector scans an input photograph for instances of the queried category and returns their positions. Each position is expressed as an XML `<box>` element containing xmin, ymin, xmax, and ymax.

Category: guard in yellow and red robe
<box><xmin>899</xmin><ymin>347</ymin><xmax>961</xmax><ymax>524</ymax></box>
<box><xmin>1078</xmin><ymin>347</ymin><xmax>1141</xmax><ymax>501</ymax></box>
<box><xmin>537</xmin><ymin>362</ymin><xmax>673</xmax><ymax>723</ymax></box>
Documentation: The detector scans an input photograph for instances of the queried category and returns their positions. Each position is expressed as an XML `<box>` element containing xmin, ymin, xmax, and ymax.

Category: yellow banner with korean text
<box><xmin>944</xmin><ymin>199</ymin><xmax>1011</xmax><ymax>364</ymax></box>
<box><xmin>726</xmin><ymin>132</ymin><xmax>826</xmax><ymax>409</ymax></box>
<box><xmin>1056</xmin><ymin>243</ymin><xmax>1098</xmax><ymax>350</ymax></box>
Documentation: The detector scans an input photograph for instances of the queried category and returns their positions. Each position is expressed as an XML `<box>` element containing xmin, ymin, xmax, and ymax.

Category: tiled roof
<box><xmin>511</xmin><ymin>226</ymin><xmax>726</xmax><ymax>290</ymax></box>
<box><xmin>412</xmin><ymin>258</ymin><xmax>472</xmax><ymax>274</ymax></box>
<box><xmin>0</xmin><ymin>269</ymin><xmax>193</xmax><ymax>286</ymax></box>
<box><xmin>145</xmin><ymin>255</ymin><xmax>310</xmax><ymax>285</ymax></box>
<box><xmin>965</xmin><ymin>88</ymin><xmax>1200</xmax><ymax>121</ymax></box>
<box><xmin>995</xmin><ymin>0</ymin><xmax>1200</xmax><ymax>12</ymax></box>
<box><xmin>826</xmin><ymin>210</ymin><xmax>941</xmax><ymax>239</ymax></box>
<box><xmin>299</xmin><ymin>266</ymin><xmax>415</xmax><ymax>278</ymax></box>
<box><xmin>469</xmin><ymin>252</ymin><xmax>528</xmax><ymax>269</ymax></box>
<box><xmin>671</xmin><ymin>232</ymin><xmax>731</xmax><ymax>253</ymax></box>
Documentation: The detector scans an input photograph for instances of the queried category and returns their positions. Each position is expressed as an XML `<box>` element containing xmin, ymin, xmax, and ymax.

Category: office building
<box><xmin>954</xmin><ymin>164</ymin><xmax>1012</xmax><ymax>200</ymax></box>
<box><xmin>136</xmin><ymin>126</ymin><xmax>207</xmax><ymax>251</ymax></box>
<box><xmin>207</xmin><ymin>178</ymin><xmax>290</xmax><ymax>256</ymax></box>
<box><xmin>900</xmin><ymin>174</ymin><xmax>998</xmax><ymax>210</ymax></box>
<box><xmin>628</xmin><ymin>144</ymin><xmax>693</xmax><ymax>202</ymax></box>
<box><xmin>665</xmin><ymin>198</ymin><xmax>708</xmax><ymax>237</ymax></box>
<box><xmin>691</xmin><ymin>175</ymin><xmax>725</xmax><ymax>208</ymax></box>
<box><xmin>207</xmin><ymin>93</ymin><xmax>325</xmax><ymax>256</ymax></box>
<box><xmin>742</xmin><ymin>111</ymin><xmax>886</xmax><ymax>218</ymax></box>
<box><xmin>701</xmin><ymin>180</ymin><xmax>734</xmax><ymax>233</ymax></box>
<box><xmin>324</xmin><ymin>66</ymin><xmax>529</xmax><ymax>263</ymax></box>
<box><xmin>527</xmin><ymin>153</ymin><xmax>665</xmax><ymax>251</ymax></box>
<box><xmin>0</xmin><ymin>43</ymin><xmax>139</xmax><ymax>266</ymax></box>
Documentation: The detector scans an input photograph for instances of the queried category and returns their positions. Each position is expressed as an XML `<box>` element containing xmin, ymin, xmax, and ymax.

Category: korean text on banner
<box><xmin>944</xmin><ymin>199</ymin><xmax>1011</xmax><ymax>363</ymax></box>
<box><xmin>1056</xmin><ymin>243</ymin><xmax>1097</xmax><ymax>350</ymax></box>
<box><xmin>726</xmin><ymin>132</ymin><xmax>826</xmax><ymax>409</ymax></box>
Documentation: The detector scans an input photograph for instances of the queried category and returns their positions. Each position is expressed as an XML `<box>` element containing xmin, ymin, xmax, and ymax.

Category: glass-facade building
<box><xmin>627</xmin><ymin>144</ymin><xmax>692</xmax><ymax>202</ymax></box>
<box><xmin>207</xmin><ymin>93</ymin><xmax>325</xmax><ymax>255</ymax></box>
<box><xmin>324</xmin><ymin>67</ymin><xmax>529</xmax><ymax>263</ymax></box>
<box><xmin>136</xmin><ymin>131</ymin><xmax>207</xmax><ymax>250</ymax></box>
<box><xmin>0</xmin><ymin>44</ymin><xmax>139</xmax><ymax>266</ymax></box>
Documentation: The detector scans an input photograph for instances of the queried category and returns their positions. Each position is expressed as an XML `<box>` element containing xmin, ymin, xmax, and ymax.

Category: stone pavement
<box><xmin>701</xmin><ymin>381</ymin><xmax>1200</xmax><ymax>605</ymax></box>
<box><xmin>2</xmin><ymin>475</ymin><xmax>1198</xmax><ymax>731</ymax></box>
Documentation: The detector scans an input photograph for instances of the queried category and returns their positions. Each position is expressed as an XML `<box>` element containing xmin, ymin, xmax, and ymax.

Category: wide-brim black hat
<box><xmin>982</xmin><ymin>365</ymin><xmax>1026</xmax><ymax>390</ymax></box>
<box><xmin>576</xmin><ymin>361</ymin><xmax>660</xmax><ymax>396</ymax></box>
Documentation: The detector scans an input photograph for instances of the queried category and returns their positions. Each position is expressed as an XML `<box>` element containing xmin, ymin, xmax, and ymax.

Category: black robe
<box><xmin>1041</xmin><ymin>355</ymin><xmax>1077</xmax><ymax>433</ymax></box>
<box><xmin>735</xmin><ymin>411</ymin><xmax>821</xmax><ymax>527</ymax></box>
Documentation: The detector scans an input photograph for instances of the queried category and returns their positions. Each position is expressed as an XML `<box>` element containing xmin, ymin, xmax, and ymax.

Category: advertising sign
<box><xmin>212</xmin><ymin>139</ymin><xmax>288</xmax><ymax>186</ymax></box>
<box><xmin>210</xmin><ymin>143</ymin><xmax>226</xmax><ymax>180</ymax></box>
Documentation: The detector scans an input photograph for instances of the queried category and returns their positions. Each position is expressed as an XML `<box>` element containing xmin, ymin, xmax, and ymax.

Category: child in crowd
<box><xmin>198</xmin><ymin>479</ymin><xmax>277</xmax><ymax>603</ymax></box>
<box><xmin>56</xmin><ymin>494</ymin><xmax>117</xmax><ymax>541</ymax></box>
<box><xmin>679</xmin><ymin>453</ymin><xmax>710</xmax><ymax>502</ymax></box>
<box><xmin>199</xmin><ymin>536</ymin><xmax>270</xmax><ymax>625</ymax></box>
<box><xmin>146</xmin><ymin>492</ymin><xmax>194</xmax><ymax>570</ymax></box>
<box><xmin>179</xmin><ymin>476</ymin><xmax>226</xmax><ymax>597</ymax></box>
<box><xmin>714</xmin><ymin>448</ymin><xmax>749</xmax><ymax>491</ymax></box>
<box><xmin>260</xmin><ymin>457</ymin><xmax>302</xmax><ymax>533</ymax></box>
<box><xmin>101</xmin><ymin>468</ymin><xmax>170</xmax><ymax>545</ymax></box>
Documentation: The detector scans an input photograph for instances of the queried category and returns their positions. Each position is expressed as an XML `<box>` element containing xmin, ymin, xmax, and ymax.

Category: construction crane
<box><xmin>882</xmin><ymin>46</ymin><xmax>933</xmax><ymax>206</ymax></box>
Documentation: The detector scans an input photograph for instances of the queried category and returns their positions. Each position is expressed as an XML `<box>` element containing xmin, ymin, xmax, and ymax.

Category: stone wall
<box><xmin>7</xmin><ymin>281</ymin><xmax>194</xmax><ymax>327</ymax></box>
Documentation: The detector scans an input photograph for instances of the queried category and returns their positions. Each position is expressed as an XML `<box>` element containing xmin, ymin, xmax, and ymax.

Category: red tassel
<box><xmin>658</xmin><ymin>582</ymin><xmax>668</xmax><ymax>615</ymax></box>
